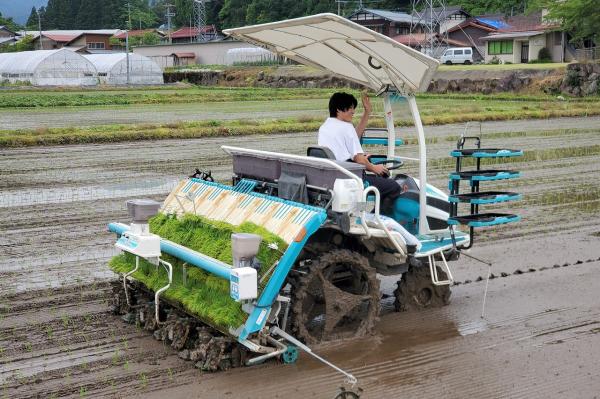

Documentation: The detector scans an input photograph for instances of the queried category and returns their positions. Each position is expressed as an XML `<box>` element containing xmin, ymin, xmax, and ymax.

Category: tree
<box><xmin>131</xmin><ymin>31</ymin><xmax>162</xmax><ymax>45</ymax></box>
<box><xmin>77</xmin><ymin>0</ymin><xmax>99</xmax><ymax>29</ymax></box>
<box><xmin>219</xmin><ymin>0</ymin><xmax>248</xmax><ymax>28</ymax></box>
<box><xmin>173</xmin><ymin>0</ymin><xmax>193</xmax><ymax>29</ymax></box>
<box><xmin>0</xmin><ymin>35</ymin><xmax>35</xmax><ymax>53</ymax></box>
<box><xmin>446</xmin><ymin>0</ymin><xmax>528</xmax><ymax>16</ymax></box>
<box><xmin>530</xmin><ymin>0</ymin><xmax>599</xmax><ymax>44</ymax></box>
<box><xmin>0</xmin><ymin>12</ymin><xmax>22</xmax><ymax>32</ymax></box>
<box><xmin>43</xmin><ymin>0</ymin><xmax>73</xmax><ymax>29</ymax></box>
<box><xmin>26</xmin><ymin>7</ymin><xmax>40</xmax><ymax>30</ymax></box>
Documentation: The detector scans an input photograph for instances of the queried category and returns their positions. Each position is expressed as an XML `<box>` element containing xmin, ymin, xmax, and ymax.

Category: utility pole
<box><xmin>36</xmin><ymin>8</ymin><xmax>42</xmax><ymax>50</ymax></box>
<box><xmin>335</xmin><ymin>0</ymin><xmax>350</xmax><ymax>15</ymax></box>
<box><xmin>165</xmin><ymin>4</ymin><xmax>175</xmax><ymax>44</ymax></box>
<box><xmin>126</xmin><ymin>2</ymin><xmax>131</xmax><ymax>85</ymax></box>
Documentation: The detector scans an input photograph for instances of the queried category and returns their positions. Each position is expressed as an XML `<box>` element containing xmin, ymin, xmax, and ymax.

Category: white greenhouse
<box><xmin>0</xmin><ymin>49</ymin><xmax>97</xmax><ymax>86</ymax></box>
<box><xmin>83</xmin><ymin>53</ymin><xmax>164</xmax><ymax>85</ymax></box>
<box><xmin>224</xmin><ymin>47</ymin><xmax>278</xmax><ymax>65</ymax></box>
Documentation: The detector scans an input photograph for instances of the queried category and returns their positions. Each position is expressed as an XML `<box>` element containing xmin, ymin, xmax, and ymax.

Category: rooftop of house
<box><xmin>171</xmin><ymin>25</ymin><xmax>217</xmax><ymax>39</ymax></box>
<box><xmin>21</xmin><ymin>29</ymin><xmax>122</xmax><ymax>41</ymax></box>
<box><xmin>0</xmin><ymin>25</ymin><xmax>17</xmax><ymax>35</ymax></box>
<box><xmin>392</xmin><ymin>33</ymin><xmax>469</xmax><ymax>47</ymax></box>
<box><xmin>478</xmin><ymin>11</ymin><xmax>559</xmax><ymax>33</ymax></box>
<box><xmin>447</xmin><ymin>18</ymin><xmax>501</xmax><ymax>34</ymax></box>
<box><xmin>350</xmin><ymin>6</ymin><xmax>470</xmax><ymax>24</ymax></box>
<box><xmin>350</xmin><ymin>8</ymin><xmax>415</xmax><ymax>24</ymax></box>
<box><xmin>413</xmin><ymin>5</ymin><xmax>470</xmax><ymax>21</ymax></box>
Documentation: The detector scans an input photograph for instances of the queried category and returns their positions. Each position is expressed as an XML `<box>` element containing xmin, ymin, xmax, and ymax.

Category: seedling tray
<box><xmin>448</xmin><ymin>213</ymin><xmax>521</xmax><ymax>227</ymax></box>
<box><xmin>449</xmin><ymin>169</ymin><xmax>521</xmax><ymax>181</ymax></box>
<box><xmin>448</xmin><ymin>191</ymin><xmax>522</xmax><ymax>204</ymax></box>
<box><xmin>450</xmin><ymin>148</ymin><xmax>523</xmax><ymax>158</ymax></box>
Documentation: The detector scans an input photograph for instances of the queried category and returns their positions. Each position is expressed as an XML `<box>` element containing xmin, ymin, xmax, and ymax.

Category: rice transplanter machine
<box><xmin>108</xmin><ymin>13</ymin><xmax>523</xmax><ymax>391</ymax></box>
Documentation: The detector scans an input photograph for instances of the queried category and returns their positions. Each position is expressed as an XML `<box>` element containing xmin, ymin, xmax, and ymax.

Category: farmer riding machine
<box><xmin>108</xmin><ymin>14</ymin><xmax>522</xmax><ymax>385</ymax></box>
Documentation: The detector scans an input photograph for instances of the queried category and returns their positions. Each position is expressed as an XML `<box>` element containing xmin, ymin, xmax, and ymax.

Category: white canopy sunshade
<box><xmin>223</xmin><ymin>13</ymin><xmax>439</xmax><ymax>94</ymax></box>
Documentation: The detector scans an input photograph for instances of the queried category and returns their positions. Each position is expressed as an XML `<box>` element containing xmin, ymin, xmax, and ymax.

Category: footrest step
<box><xmin>451</xmin><ymin>148</ymin><xmax>523</xmax><ymax>158</ymax></box>
<box><xmin>448</xmin><ymin>191</ymin><xmax>521</xmax><ymax>204</ymax></box>
<box><xmin>448</xmin><ymin>213</ymin><xmax>521</xmax><ymax>227</ymax></box>
<box><xmin>449</xmin><ymin>169</ymin><xmax>521</xmax><ymax>181</ymax></box>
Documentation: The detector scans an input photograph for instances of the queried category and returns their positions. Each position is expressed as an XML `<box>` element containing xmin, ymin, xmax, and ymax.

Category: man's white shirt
<box><xmin>317</xmin><ymin>117</ymin><xmax>364</xmax><ymax>161</ymax></box>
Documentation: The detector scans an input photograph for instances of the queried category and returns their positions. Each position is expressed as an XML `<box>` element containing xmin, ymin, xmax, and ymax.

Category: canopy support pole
<box><xmin>408</xmin><ymin>95</ymin><xmax>430</xmax><ymax>235</ymax></box>
<box><xmin>383</xmin><ymin>92</ymin><xmax>395</xmax><ymax>160</ymax></box>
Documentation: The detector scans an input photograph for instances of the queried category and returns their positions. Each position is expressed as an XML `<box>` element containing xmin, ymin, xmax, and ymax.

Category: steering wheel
<box><xmin>370</xmin><ymin>156</ymin><xmax>404</xmax><ymax>170</ymax></box>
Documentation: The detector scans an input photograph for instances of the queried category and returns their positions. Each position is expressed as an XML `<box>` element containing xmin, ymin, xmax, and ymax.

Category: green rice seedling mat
<box><xmin>109</xmin><ymin>213</ymin><xmax>288</xmax><ymax>332</ymax></box>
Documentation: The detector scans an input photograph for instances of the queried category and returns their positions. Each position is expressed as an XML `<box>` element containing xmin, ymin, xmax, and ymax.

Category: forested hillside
<box><xmin>26</xmin><ymin>0</ymin><xmax>530</xmax><ymax>31</ymax></box>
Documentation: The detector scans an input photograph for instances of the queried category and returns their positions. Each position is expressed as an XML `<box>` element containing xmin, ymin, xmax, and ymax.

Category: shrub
<box><xmin>565</xmin><ymin>69</ymin><xmax>582</xmax><ymax>87</ymax></box>
<box><xmin>538</xmin><ymin>47</ymin><xmax>552</xmax><ymax>62</ymax></box>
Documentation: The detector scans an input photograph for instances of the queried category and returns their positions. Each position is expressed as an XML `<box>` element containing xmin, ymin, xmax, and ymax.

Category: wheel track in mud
<box><xmin>199</xmin><ymin>260</ymin><xmax>600</xmax><ymax>399</ymax></box>
<box><xmin>1</xmin><ymin>257</ymin><xmax>598</xmax><ymax>398</ymax></box>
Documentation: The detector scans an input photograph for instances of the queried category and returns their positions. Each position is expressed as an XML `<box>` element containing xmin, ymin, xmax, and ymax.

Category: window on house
<box><xmin>488</xmin><ymin>40</ymin><xmax>513</xmax><ymax>55</ymax></box>
<box><xmin>396</xmin><ymin>26</ymin><xmax>409</xmax><ymax>35</ymax></box>
<box><xmin>87</xmin><ymin>42</ymin><xmax>105</xmax><ymax>49</ymax></box>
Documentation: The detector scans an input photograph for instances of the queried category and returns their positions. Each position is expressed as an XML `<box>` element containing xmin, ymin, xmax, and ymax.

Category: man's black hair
<box><xmin>329</xmin><ymin>92</ymin><xmax>358</xmax><ymax>118</ymax></box>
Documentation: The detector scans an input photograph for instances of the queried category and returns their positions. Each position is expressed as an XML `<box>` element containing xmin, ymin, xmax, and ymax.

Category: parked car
<box><xmin>440</xmin><ymin>47</ymin><xmax>473</xmax><ymax>65</ymax></box>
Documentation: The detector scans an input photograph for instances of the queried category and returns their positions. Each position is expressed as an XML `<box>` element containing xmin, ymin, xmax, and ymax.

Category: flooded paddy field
<box><xmin>1</xmin><ymin>116</ymin><xmax>599</xmax><ymax>398</ymax></box>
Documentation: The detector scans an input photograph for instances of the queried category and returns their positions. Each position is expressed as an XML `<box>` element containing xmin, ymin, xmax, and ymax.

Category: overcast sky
<box><xmin>0</xmin><ymin>0</ymin><xmax>48</xmax><ymax>25</ymax></box>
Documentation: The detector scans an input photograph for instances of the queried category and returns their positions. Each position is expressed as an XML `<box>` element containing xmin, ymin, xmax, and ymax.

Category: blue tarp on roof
<box><xmin>477</xmin><ymin>18</ymin><xmax>510</xmax><ymax>29</ymax></box>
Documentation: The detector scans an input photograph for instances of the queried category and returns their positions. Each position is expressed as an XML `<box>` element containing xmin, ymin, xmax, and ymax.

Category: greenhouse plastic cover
<box><xmin>0</xmin><ymin>49</ymin><xmax>97</xmax><ymax>86</ymax></box>
<box><xmin>223</xmin><ymin>13</ymin><xmax>439</xmax><ymax>94</ymax></box>
<box><xmin>84</xmin><ymin>53</ymin><xmax>163</xmax><ymax>84</ymax></box>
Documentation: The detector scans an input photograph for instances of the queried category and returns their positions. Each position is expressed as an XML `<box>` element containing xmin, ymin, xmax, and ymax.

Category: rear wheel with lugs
<box><xmin>291</xmin><ymin>249</ymin><xmax>380</xmax><ymax>345</ymax></box>
<box><xmin>394</xmin><ymin>261</ymin><xmax>451</xmax><ymax>311</ymax></box>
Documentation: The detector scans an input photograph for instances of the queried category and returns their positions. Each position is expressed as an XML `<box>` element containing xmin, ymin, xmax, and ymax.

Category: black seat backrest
<box><xmin>307</xmin><ymin>146</ymin><xmax>336</xmax><ymax>160</ymax></box>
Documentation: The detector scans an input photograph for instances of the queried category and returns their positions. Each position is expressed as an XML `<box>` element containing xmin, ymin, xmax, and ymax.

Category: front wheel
<box><xmin>393</xmin><ymin>262</ymin><xmax>451</xmax><ymax>311</ymax></box>
<box><xmin>445</xmin><ymin>60</ymin><xmax>452</xmax><ymax>65</ymax></box>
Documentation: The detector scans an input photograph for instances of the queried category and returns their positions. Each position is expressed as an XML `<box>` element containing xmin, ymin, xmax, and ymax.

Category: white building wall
<box><xmin>132</xmin><ymin>40</ymin><xmax>262</xmax><ymax>66</ymax></box>
<box><xmin>529</xmin><ymin>34</ymin><xmax>546</xmax><ymax>61</ymax></box>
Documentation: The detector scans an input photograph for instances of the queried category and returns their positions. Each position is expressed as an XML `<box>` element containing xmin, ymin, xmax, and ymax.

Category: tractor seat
<box><xmin>307</xmin><ymin>146</ymin><xmax>335</xmax><ymax>159</ymax></box>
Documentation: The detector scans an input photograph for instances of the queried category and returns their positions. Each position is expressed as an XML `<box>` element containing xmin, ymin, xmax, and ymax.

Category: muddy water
<box><xmin>1</xmin><ymin>116</ymin><xmax>600</xmax><ymax>398</ymax></box>
<box><xmin>142</xmin><ymin>263</ymin><xmax>600</xmax><ymax>398</ymax></box>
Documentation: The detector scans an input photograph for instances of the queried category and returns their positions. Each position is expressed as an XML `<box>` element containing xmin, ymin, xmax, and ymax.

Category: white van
<box><xmin>440</xmin><ymin>47</ymin><xmax>473</xmax><ymax>65</ymax></box>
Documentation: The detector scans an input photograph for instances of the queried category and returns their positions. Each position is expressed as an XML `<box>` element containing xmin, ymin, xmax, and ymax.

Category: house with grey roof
<box><xmin>347</xmin><ymin>8</ymin><xmax>420</xmax><ymax>37</ymax></box>
<box><xmin>0</xmin><ymin>25</ymin><xmax>17</xmax><ymax>46</ymax></box>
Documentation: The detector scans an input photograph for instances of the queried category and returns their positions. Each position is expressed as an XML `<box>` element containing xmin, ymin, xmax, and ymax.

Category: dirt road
<box><xmin>1</xmin><ymin>116</ymin><xmax>599</xmax><ymax>398</ymax></box>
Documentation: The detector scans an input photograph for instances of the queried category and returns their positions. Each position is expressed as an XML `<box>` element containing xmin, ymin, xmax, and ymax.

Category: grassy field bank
<box><xmin>1</xmin><ymin>86</ymin><xmax>598</xmax><ymax>109</ymax></box>
<box><xmin>1</xmin><ymin>86</ymin><xmax>599</xmax><ymax>147</ymax></box>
